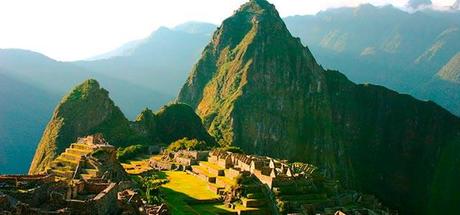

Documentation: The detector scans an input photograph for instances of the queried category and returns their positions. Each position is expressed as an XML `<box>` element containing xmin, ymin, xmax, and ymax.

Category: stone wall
<box><xmin>67</xmin><ymin>182</ymin><xmax>119</xmax><ymax>214</ymax></box>
<box><xmin>0</xmin><ymin>174</ymin><xmax>55</xmax><ymax>184</ymax></box>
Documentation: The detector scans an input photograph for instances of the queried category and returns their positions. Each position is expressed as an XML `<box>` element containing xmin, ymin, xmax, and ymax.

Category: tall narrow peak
<box><xmin>178</xmin><ymin>0</ymin><xmax>460</xmax><ymax>213</ymax></box>
<box><xmin>178</xmin><ymin>0</ymin><xmax>321</xmax><ymax>108</ymax></box>
<box><xmin>29</xmin><ymin>79</ymin><xmax>131</xmax><ymax>174</ymax></box>
<box><xmin>178</xmin><ymin>0</ymin><xmax>329</xmax><ymax>150</ymax></box>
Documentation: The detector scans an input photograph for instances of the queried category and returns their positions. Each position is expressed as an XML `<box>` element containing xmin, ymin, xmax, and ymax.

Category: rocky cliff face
<box><xmin>437</xmin><ymin>52</ymin><xmax>460</xmax><ymax>83</ymax></box>
<box><xmin>30</xmin><ymin>80</ymin><xmax>215</xmax><ymax>175</ymax></box>
<box><xmin>177</xmin><ymin>0</ymin><xmax>460</xmax><ymax>213</ymax></box>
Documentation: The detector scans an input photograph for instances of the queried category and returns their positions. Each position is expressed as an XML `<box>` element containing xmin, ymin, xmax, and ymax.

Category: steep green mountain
<box><xmin>0</xmin><ymin>49</ymin><xmax>171</xmax><ymax>173</ymax></box>
<box><xmin>177</xmin><ymin>0</ymin><xmax>460</xmax><ymax>214</ymax></box>
<box><xmin>1</xmin><ymin>23</ymin><xmax>215</xmax><ymax>174</ymax></box>
<box><xmin>30</xmin><ymin>79</ymin><xmax>214</xmax><ymax>174</ymax></box>
<box><xmin>0</xmin><ymin>72</ymin><xmax>56</xmax><ymax>174</ymax></box>
<box><xmin>283</xmin><ymin>5</ymin><xmax>460</xmax><ymax>116</ymax></box>
<box><xmin>29</xmin><ymin>79</ymin><xmax>133</xmax><ymax>174</ymax></box>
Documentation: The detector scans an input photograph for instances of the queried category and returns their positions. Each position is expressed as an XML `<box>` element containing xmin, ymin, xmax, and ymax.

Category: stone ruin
<box><xmin>158</xmin><ymin>149</ymin><xmax>397</xmax><ymax>215</ymax></box>
<box><xmin>0</xmin><ymin>135</ymin><xmax>169</xmax><ymax>215</ymax></box>
<box><xmin>149</xmin><ymin>150</ymin><xmax>210</xmax><ymax>171</ymax></box>
<box><xmin>46</xmin><ymin>134</ymin><xmax>128</xmax><ymax>182</ymax></box>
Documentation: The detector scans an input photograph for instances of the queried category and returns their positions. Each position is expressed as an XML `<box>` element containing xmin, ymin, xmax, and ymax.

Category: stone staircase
<box><xmin>79</xmin><ymin>167</ymin><xmax>99</xmax><ymax>181</ymax></box>
<box><xmin>191</xmin><ymin>161</ymin><xmax>269</xmax><ymax>214</ymax></box>
<box><xmin>48</xmin><ymin>143</ymin><xmax>96</xmax><ymax>180</ymax></box>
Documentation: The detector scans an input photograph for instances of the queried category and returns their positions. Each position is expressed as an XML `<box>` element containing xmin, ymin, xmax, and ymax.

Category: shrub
<box><xmin>117</xmin><ymin>144</ymin><xmax>148</xmax><ymax>162</ymax></box>
<box><xmin>221</xmin><ymin>146</ymin><xmax>244</xmax><ymax>154</ymax></box>
<box><xmin>166</xmin><ymin>138</ymin><xmax>208</xmax><ymax>152</ymax></box>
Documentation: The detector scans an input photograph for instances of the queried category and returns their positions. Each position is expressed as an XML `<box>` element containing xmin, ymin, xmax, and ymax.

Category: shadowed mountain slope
<box><xmin>177</xmin><ymin>0</ymin><xmax>460</xmax><ymax>213</ymax></box>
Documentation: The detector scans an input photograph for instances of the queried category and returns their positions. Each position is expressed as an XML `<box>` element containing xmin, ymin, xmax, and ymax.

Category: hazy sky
<box><xmin>0</xmin><ymin>0</ymin><xmax>455</xmax><ymax>61</ymax></box>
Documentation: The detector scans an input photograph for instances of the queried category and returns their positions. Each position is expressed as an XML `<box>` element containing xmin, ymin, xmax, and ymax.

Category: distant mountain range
<box><xmin>1</xmin><ymin>3</ymin><xmax>459</xmax><ymax>177</ymax></box>
<box><xmin>74</xmin><ymin>23</ymin><xmax>215</xmax><ymax>98</ymax></box>
<box><xmin>284</xmin><ymin>4</ymin><xmax>460</xmax><ymax>116</ymax></box>
<box><xmin>0</xmin><ymin>72</ymin><xmax>55</xmax><ymax>173</ymax></box>
<box><xmin>0</xmin><ymin>23</ymin><xmax>215</xmax><ymax>174</ymax></box>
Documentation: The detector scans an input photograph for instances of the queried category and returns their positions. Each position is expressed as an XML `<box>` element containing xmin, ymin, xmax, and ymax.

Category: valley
<box><xmin>0</xmin><ymin>0</ymin><xmax>459</xmax><ymax>214</ymax></box>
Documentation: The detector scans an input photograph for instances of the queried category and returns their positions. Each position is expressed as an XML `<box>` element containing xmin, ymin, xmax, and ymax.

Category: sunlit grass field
<box><xmin>160</xmin><ymin>171</ymin><xmax>237</xmax><ymax>215</ymax></box>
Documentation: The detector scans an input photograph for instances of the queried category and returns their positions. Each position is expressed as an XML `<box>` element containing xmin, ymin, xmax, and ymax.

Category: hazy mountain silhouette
<box><xmin>75</xmin><ymin>23</ymin><xmax>216</xmax><ymax>97</ymax></box>
<box><xmin>284</xmin><ymin>4</ymin><xmax>460</xmax><ymax>115</ymax></box>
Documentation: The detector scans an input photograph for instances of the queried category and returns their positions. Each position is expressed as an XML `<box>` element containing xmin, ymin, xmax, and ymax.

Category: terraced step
<box><xmin>71</xmin><ymin>143</ymin><xmax>95</xmax><ymax>151</ymax></box>
<box><xmin>199</xmin><ymin>161</ymin><xmax>224</xmax><ymax>170</ymax></box>
<box><xmin>216</xmin><ymin>176</ymin><xmax>236</xmax><ymax>187</ymax></box>
<box><xmin>241</xmin><ymin>198</ymin><xmax>266</xmax><ymax>208</ymax></box>
<box><xmin>51</xmin><ymin>169</ymin><xmax>74</xmax><ymax>178</ymax></box>
<box><xmin>66</xmin><ymin>148</ymin><xmax>92</xmax><ymax>156</ymax></box>
<box><xmin>192</xmin><ymin>165</ymin><xmax>214</xmax><ymax>177</ymax></box>
<box><xmin>61</xmin><ymin>152</ymin><xmax>83</xmax><ymax>161</ymax></box>
<box><xmin>53</xmin><ymin>157</ymin><xmax>80</xmax><ymax>168</ymax></box>
<box><xmin>224</xmin><ymin>168</ymin><xmax>241</xmax><ymax>179</ymax></box>
<box><xmin>81</xmin><ymin>168</ymin><xmax>98</xmax><ymax>176</ymax></box>
<box><xmin>199</xmin><ymin>162</ymin><xmax>225</xmax><ymax>176</ymax></box>
<box><xmin>80</xmin><ymin>174</ymin><xmax>94</xmax><ymax>180</ymax></box>
<box><xmin>207</xmin><ymin>182</ymin><xmax>225</xmax><ymax>194</ymax></box>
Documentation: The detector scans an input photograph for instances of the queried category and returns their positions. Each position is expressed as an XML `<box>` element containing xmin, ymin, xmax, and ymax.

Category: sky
<box><xmin>0</xmin><ymin>0</ymin><xmax>456</xmax><ymax>61</ymax></box>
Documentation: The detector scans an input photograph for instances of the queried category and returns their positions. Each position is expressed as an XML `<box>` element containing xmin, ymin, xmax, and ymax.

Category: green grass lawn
<box><xmin>160</xmin><ymin>171</ymin><xmax>237</xmax><ymax>215</ymax></box>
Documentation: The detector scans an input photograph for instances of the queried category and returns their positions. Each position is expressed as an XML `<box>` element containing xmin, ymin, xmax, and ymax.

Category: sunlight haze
<box><xmin>0</xmin><ymin>0</ymin><xmax>456</xmax><ymax>61</ymax></box>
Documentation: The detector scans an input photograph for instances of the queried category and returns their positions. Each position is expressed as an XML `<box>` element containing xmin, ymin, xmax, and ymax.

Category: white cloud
<box><xmin>0</xmin><ymin>0</ymin><xmax>456</xmax><ymax>61</ymax></box>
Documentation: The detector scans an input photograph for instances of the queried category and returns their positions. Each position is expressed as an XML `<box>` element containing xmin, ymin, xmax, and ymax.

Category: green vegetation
<box><xmin>160</xmin><ymin>171</ymin><xmax>237</xmax><ymax>215</ymax></box>
<box><xmin>176</xmin><ymin>0</ymin><xmax>460</xmax><ymax>214</ymax></box>
<box><xmin>220</xmin><ymin>146</ymin><xmax>244</xmax><ymax>154</ymax></box>
<box><xmin>131</xmin><ymin>172</ymin><xmax>168</xmax><ymax>205</ymax></box>
<box><xmin>166</xmin><ymin>138</ymin><xmax>209</xmax><ymax>152</ymax></box>
<box><xmin>155</xmin><ymin>103</ymin><xmax>216</xmax><ymax>146</ymax></box>
<box><xmin>30</xmin><ymin>80</ymin><xmax>216</xmax><ymax>174</ymax></box>
<box><xmin>117</xmin><ymin>145</ymin><xmax>149</xmax><ymax>162</ymax></box>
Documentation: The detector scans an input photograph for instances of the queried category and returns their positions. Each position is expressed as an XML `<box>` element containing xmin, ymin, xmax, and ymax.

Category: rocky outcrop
<box><xmin>30</xmin><ymin>80</ymin><xmax>215</xmax><ymax>175</ymax></box>
<box><xmin>177</xmin><ymin>0</ymin><xmax>460</xmax><ymax>214</ymax></box>
<box><xmin>437</xmin><ymin>52</ymin><xmax>460</xmax><ymax>83</ymax></box>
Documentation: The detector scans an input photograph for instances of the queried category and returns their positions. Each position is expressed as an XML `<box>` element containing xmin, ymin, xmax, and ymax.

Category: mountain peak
<box><xmin>407</xmin><ymin>0</ymin><xmax>432</xmax><ymax>9</ymax></box>
<box><xmin>76</xmin><ymin>79</ymin><xmax>100</xmax><ymax>90</ymax></box>
<box><xmin>239</xmin><ymin>0</ymin><xmax>275</xmax><ymax>13</ymax></box>
<box><xmin>62</xmin><ymin>79</ymin><xmax>105</xmax><ymax>102</ymax></box>
<box><xmin>178</xmin><ymin>0</ymin><xmax>460</xmax><ymax>214</ymax></box>
<box><xmin>29</xmin><ymin>79</ymin><xmax>128</xmax><ymax>174</ymax></box>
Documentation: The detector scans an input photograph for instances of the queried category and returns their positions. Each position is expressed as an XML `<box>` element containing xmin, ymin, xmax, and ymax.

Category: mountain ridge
<box><xmin>29</xmin><ymin>79</ymin><xmax>215</xmax><ymax>174</ymax></box>
<box><xmin>284</xmin><ymin>4</ymin><xmax>460</xmax><ymax>116</ymax></box>
<box><xmin>177</xmin><ymin>0</ymin><xmax>460</xmax><ymax>213</ymax></box>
